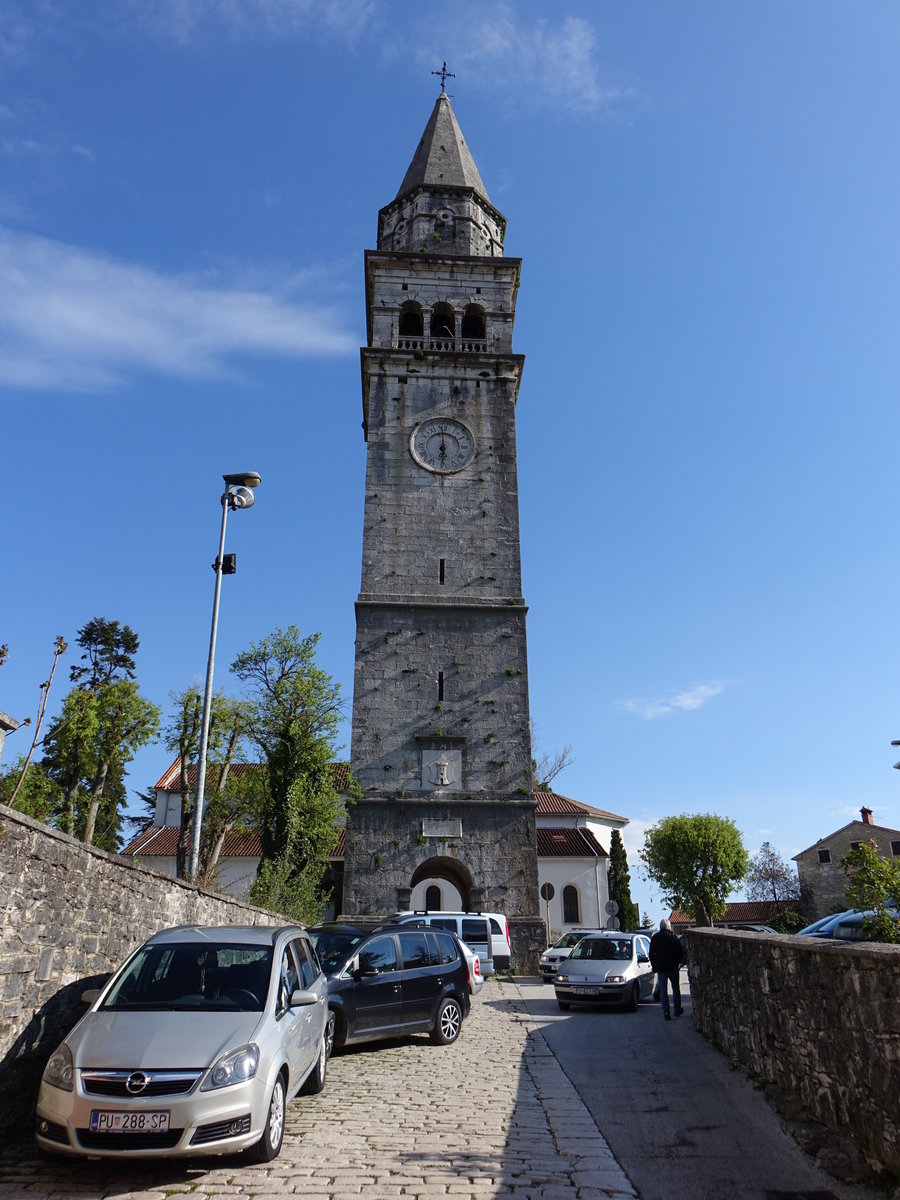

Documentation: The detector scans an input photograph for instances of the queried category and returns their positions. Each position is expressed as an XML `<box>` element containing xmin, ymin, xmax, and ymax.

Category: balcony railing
<box><xmin>395</xmin><ymin>335</ymin><xmax>489</xmax><ymax>353</ymax></box>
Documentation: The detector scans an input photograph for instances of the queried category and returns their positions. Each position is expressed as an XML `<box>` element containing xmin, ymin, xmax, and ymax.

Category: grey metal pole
<box><xmin>189</xmin><ymin>491</ymin><xmax>229</xmax><ymax>880</ymax></box>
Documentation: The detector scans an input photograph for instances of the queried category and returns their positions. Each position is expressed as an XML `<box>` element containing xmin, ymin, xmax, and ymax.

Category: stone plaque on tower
<box><xmin>341</xmin><ymin>81</ymin><xmax>544</xmax><ymax>971</ymax></box>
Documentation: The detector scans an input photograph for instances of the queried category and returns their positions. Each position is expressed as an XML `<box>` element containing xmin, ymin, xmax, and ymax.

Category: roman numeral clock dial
<box><xmin>410</xmin><ymin>417</ymin><xmax>475</xmax><ymax>474</ymax></box>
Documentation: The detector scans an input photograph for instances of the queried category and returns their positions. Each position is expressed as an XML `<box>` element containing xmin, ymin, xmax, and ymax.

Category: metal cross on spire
<box><xmin>432</xmin><ymin>61</ymin><xmax>455</xmax><ymax>94</ymax></box>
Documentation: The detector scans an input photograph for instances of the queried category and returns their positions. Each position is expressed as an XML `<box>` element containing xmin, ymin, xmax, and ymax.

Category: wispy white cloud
<box><xmin>618</xmin><ymin>681</ymin><xmax>727</xmax><ymax>721</ymax></box>
<box><xmin>0</xmin><ymin>228</ymin><xmax>358</xmax><ymax>392</ymax></box>
<box><xmin>433</xmin><ymin>2</ymin><xmax>636</xmax><ymax>117</ymax></box>
<box><xmin>126</xmin><ymin>0</ymin><xmax>379</xmax><ymax>45</ymax></box>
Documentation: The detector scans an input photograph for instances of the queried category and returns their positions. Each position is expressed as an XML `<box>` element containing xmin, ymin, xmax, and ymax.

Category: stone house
<box><xmin>121</xmin><ymin>760</ymin><xmax>629</xmax><ymax>932</ymax></box>
<box><xmin>793</xmin><ymin>807</ymin><xmax>900</xmax><ymax>920</ymax></box>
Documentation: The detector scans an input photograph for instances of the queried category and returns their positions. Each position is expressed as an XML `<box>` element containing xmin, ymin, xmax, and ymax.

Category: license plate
<box><xmin>572</xmin><ymin>986</ymin><xmax>599</xmax><ymax>996</ymax></box>
<box><xmin>89</xmin><ymin>1110</ymin><xmax>170</xmax><ymax>1133</ymax></box>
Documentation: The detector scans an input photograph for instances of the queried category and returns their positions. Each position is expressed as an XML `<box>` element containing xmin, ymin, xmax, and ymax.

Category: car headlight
<box><xmin>202</xmin><ymin>1043</ymin><xmax>259</xmax><ymax>1091</ymax></box>
<box><xmin>606</xmin><ymin>975</ymin><xmax>626</xmax><ymax>984</ymax></box>
<box><xmin>556</xmin><ymin>973</ymin><xmax>569</xmax><ymax>983</ymax></box>
<box><xmin>43</xmin><ymin>1044</ymin><xmax>74</xmax><ymax>1092</ymax></box>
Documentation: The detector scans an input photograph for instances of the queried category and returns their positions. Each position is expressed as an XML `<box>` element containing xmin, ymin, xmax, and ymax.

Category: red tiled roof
<box><xmin>669</xmin><ymin>900</ymin><xmax>801</xmax><ymax>927</ymax></box>
<box><xmin>534</xmin><ymin>791</ymin><xmax>627</xmax><ymax>823</ymax></box>
<box><xmin>536</xmin><ymin>827</ymin><xmax>608</xmax><ymax>858</ymax></box>
<box><xmin>122</xmin><ymin>826</ymin><xmax>345</xmax><ymax>859</ymax></box>
<box><xmin>154</xmin><ymin>759</ymin><xmax>350</xmax><ymax>792</ymax></box>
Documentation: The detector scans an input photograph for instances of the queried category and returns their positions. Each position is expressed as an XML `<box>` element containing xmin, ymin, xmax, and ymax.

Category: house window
<box><xmin>563</xmin><ymin>885</ymin><xmax>580</xmax><ymax>924</ymax></box>
<box><xmin>818</xmin><ymin>849</ymin><xmax>831</xmax><ymax>864</ymax></box>
<box><xmin>891</xmin><ymin>841</ymin><xmax>900</xmax><ymax>857</ymax></box>
<box><xmin>425</xmin><ymin>884</ymin><xmax>441</xmax><ymax>910</ymax></box>
<box><xmin>849</xmin><ymin>841</ymin><xmax>861</xmax><ymax>852</ymax></box>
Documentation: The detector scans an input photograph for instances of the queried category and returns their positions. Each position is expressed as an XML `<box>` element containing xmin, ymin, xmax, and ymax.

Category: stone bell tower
<box><xmin>342</xmin><ymin>82</ymin><xmax>544</xmax><ymax>968</ymax></box>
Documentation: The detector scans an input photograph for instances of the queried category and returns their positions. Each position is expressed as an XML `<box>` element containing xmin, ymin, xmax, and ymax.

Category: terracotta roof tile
<box><xmin>154</xmin><ymin>758</ymin><xmax>350</xmax><ymax>792</ymax></box>
<box><xmin>536</xmin><ymin>828</ymin><xmax>608</xmax><ymax>858</ymax></box>
<box><xmin>534</xmin><ymin>790</ymin><xmax>627</xmax><ymax>823</ymax></box>
<box><xmin>669</xmin><ymin>900</ymin><xmax>801</xmax><ymax>927</ymax></box>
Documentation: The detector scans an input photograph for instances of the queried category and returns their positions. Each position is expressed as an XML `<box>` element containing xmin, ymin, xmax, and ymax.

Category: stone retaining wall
<box><xmin>688</xmin><ymin>926</ymin><xmax>900</xmax><ymax>1176</ymax></box>
<box><xmin>0</xmin><ymin>803</ymin><xmax>281</xmax><ymax>1136</ymax></box>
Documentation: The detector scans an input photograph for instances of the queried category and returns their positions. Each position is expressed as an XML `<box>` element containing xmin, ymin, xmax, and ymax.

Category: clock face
<box><xmin>410</xmin><ymin>418</ymin><xmax>475</xmax><ymax>474</ymax></box>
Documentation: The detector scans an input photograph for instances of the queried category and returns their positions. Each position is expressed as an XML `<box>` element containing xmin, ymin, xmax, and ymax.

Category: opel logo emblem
<box><xmin>126</xmin><ymin>1071</ymin><xmax>149</xmax><ymax>1095</ymax></box>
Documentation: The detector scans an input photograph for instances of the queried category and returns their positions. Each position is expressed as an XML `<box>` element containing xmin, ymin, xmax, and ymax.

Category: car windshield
<box><xmin>570</xmin><ymin>938</ymin><xmax>633</xmax><ymax>961</ymax></box>
<box><xmin>309</xmin><ymin>929</ymin><xmax>366</xmax><ymax>975</ymax></box>
<box><xmin>100</xmin><ymin>942</ymin><xmax>272</xmax><ymax>1012</ymax></box>
<box><xmin>553</xmin><ymin>932</ymin><xmax>588</xmax><ymax>949</ymax></box>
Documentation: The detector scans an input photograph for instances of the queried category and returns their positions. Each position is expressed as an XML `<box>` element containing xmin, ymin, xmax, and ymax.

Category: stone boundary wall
<box><xmin>0</xmin><ymin>803</ymin><xmax>283</xmax><ymax>1137</ymax></box>
<box><xmin>687</xmin><ymin>926</ymin><xmax>900</xmax><ymax>1177</ymax></box>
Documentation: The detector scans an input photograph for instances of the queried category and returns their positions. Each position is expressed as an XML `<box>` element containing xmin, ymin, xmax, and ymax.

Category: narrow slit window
<box><xmin>438</xmin><ymin>672</ymin><xmax>444</xmax><ymax>702</ymax></box>
<box><xmin>439</xmin><ymin>558</ymin><xmax>445</xmax><ymax>584</ymax></box>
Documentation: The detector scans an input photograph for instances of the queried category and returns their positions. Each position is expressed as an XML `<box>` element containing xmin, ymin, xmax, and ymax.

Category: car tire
<box><xmin>331</xmin><ymin>1007</ymin><xmax>347</xmax><ymax>1050</ymax></box>
<box><xmin>248</xmin><ymin>1072</ymin><xmax>286</xmax><ymax>1163</ymax></box>
<box><xmin>324</xmin><ymin>1008</ymin><xmax>336</xmax><ymax>1058</ymax></box>
<box><xmin>557</xmin><ymin>1000</ymin><xmax>571</xmax><ymax>1011</ymax></box>
<box><xmin>626</xmin><ymin>982</ymin><xmax>640</xmax><ymax>1012</ymax></box>
<box><xmin>431</xmin><ymin>996</ymin><xmax>463</xmax><ymax>1044</ymax></box>
<box><xmin>301</xmin><ymin>1029</ymin><xmax>327</xmax><ymax>1095</ymax></box>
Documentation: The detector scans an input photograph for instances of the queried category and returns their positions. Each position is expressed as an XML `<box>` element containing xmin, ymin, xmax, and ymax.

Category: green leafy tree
<box><xmin>842</xmin><ymin>840</ymin><xmax>900</xmax><ymax>943</ymax></box>
<box><xmin>231</xmin><ymin>626</ymin><xmax>344</xmax><ymax>923</ymax></box>
<box><xmin>162</xmin><ymin>687</ymin><xmax>251</xmax><ymax>879</ymax></box>
<box><xmin>768</xmin><ymin>909</ymin><xmax>806</xmax><ymax>934</ymax></box>
<box><xmin>746</xmin><ymin>841</ymin><xmax>801</xmax><ymax>902</ymax></box>
<box><xmin>641</xmin><ymin>813</ymin><xmax>748</xmax><ymax>926</ymax></box>
<box><xmin>607</xmin><ymin>829</ymin><xmax>637</xmax><ymax>929</ymax></box>
<box><xmin>38</xmin><ymin>619</ymin><xmax>160</xmax><ymax>848</ymax></box>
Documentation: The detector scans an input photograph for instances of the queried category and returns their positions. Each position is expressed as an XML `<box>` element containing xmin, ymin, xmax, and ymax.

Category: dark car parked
<box><xmin>309</xmin><ymin>923</ymin><xmax>471</xmax><ymax>1051</ymax></box>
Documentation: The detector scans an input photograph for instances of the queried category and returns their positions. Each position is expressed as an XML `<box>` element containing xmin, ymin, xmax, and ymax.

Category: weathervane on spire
<box><xmin>431</xmin><ymin>61</ymin><xmax>455</xmax><ymax>94</ymax></box>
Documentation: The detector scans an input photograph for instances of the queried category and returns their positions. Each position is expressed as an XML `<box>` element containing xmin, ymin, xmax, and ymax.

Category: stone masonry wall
<box><xmin>0</xmin><ymin>803</ymin><xmax>283</xmax><ymax>1137</ymax></box>
<box><xmin>688</xmin><ymin>926</ymin><xmax>900</xmax><ymax>1176</ymax></box>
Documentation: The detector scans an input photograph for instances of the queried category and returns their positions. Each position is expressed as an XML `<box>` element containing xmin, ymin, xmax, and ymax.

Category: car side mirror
<box><xmin>637</xmin><ymin>954</ymin><xmax>649</xmax><ymax>964</ymax></box>
<box><xmin>289</xmin><ymin>988</ymin><xmax>319</xmax><ymax>1008</ymax></box>
<box><xmin>81</xmin><ymin>988</ymin><xmax>101</xmax><ymax>1004</ymax></box>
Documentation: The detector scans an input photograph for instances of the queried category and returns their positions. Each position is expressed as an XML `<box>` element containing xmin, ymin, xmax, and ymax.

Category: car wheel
<box><xmin>626</xmin><ymin>982</ymin><xmax>640</xmax><ymax>1012</ymax></box>
<box><xmin>557</xmin><ymin>1000</ymin><xmax>570</xmax><ymax>1011</ymax></box>
<box><xmin>431</xmin><ymin>996</ymin><xmax>463</xmax><ymax>1044</ymax></box>
<box><xmin>248</xmin><ymin>1072</ymin><xmax>286</xmax><ymax>1163</ymax></box>
<box><xmin>324</xmin><ymin>1009</ymin><xmax>336</xmax><ymax>1058</ymax></box>
<box><xmin>302</xmin><ymin>1029</ymin><xmax>327</xmax><ymax>1095</ymax></box>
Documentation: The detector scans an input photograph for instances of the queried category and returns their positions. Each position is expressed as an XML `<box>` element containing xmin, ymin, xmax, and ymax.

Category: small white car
<box><xmin>554</xmin><ymin>932</ymin><xmax>656</xmax><ymax>1012</ymax></box>
<box><xmin>35</xmin><ymin>924</ymin><xmax>329</xmax><ymax>1161</ymax></box>
<box><xmin>539</xmin><ymin>929</ymin><xmax>602</xmax><ymax>982</ymax></box>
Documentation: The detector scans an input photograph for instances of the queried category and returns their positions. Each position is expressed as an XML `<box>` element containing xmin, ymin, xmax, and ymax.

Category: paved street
<box><xmin>0</xmin><ymin>977</ymin><xmax>883</xmax><ymax>1200</ymax></box>
<box><xmin>0</xmin><ymin>978</ymin><xmax>634</xmax><ymax>1200</ymax></box>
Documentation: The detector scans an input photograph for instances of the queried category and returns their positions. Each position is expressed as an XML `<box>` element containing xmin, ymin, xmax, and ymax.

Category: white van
<box><xmin>389</xmin><ymin>913</ymin><xmax>496</xmax><ymax>975</ymax></box>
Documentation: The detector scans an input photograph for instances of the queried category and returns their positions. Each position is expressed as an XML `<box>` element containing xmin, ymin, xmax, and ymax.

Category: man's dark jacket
<box><xmin>649</xmin><ymin>928</ymin><xmax>683</xmax><ymax>972</ymax></box>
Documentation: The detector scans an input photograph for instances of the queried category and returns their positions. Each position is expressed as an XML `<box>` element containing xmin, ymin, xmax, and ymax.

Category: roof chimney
<box><xmin>860</xmin><ymin>807</ymin><xmax>874</xmax><ymax>825</ymax></box>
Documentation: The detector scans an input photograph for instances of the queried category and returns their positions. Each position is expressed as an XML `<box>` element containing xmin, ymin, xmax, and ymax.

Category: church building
<box><xmin>339</xmin><ymin>82</ymin><xmax>545</xmax><ymax>967</ymax></box>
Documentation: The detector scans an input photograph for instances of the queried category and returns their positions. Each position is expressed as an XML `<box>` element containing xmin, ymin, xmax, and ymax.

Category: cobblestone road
<box><xmin>0</xmin><ymin>979</ymin><xmax>636</xmax><ymax>1200</ymax></box>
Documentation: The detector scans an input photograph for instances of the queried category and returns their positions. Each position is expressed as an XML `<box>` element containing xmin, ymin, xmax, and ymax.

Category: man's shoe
<box><xmin>664</xmin><ymin>1012</ymin><xmax>671</xmax><ymax>1020</ymax></box>
<box><xmin>674</xmin><ymin>1008</ymin><xmax>683</xmax><ymax>1016</ymax></box>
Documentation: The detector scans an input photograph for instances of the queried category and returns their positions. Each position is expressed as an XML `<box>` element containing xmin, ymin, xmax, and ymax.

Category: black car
<box><xmin>309</xmin><ymin>923</ymin><xmax>471</xmax><ymax>1051</ymax></box>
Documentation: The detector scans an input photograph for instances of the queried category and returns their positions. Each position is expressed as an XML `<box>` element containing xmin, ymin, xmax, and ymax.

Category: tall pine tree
<box><xmin>607</xmin><ymin>829</ymin><xmax>637</xmax><ymax>929</ymax></box>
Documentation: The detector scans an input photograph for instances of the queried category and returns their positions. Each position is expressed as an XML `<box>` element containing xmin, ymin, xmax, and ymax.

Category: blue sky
<box><xmin>2</xmin><ymin>1</ymin><xmax>899</xmax><ymax>919</ymax></box>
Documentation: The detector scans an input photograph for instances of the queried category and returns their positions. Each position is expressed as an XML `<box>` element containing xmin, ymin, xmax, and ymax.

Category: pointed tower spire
<box><xmin>395</xmin><ymin>92</ymin><xmax>490</xmax><ymax>204</ymax></box>
<box><xmin>377</xmin><ymin>92</ymin><xmax>506</xmax><ymax>258</ymax></box>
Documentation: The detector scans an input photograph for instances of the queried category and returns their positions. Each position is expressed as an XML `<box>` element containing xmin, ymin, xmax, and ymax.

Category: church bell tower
<box><xmin>343</xmin><ymin>82</ymin><xmax>543</xmax><ymax>968</ymax></box>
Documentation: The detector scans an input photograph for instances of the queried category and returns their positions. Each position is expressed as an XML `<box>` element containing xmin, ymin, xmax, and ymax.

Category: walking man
<box><xmin>649</xmin><ymin>918</ymin><xmax>684</xmax><ymax>1020</ymax></box>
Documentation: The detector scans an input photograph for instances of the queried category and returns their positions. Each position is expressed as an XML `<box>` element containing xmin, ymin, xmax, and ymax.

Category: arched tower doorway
<box><xmin>409</xmin><ymin>855</ymin><xmax>474</xmax><ymax>911</ymax></box>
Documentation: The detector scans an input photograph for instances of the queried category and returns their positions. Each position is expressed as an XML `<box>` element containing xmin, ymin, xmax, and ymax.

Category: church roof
<box><xmin>534</xmin><ymin>790</ymin><xmax>628</xmax><ymax>824</ymax></box>
<box><xmin>537</xmin><ymin>827</ymin><xmax>608</xmax><ymax>858</ymax></box>
<box><xmin>395</xmin><ymin>92</ymin><xmax>489</xmax><ymax>204</ymax></box>
<box><xmin>154</xmin><ymin>759</ymin><xmax>350</xmax><ymax>793</ymax></box>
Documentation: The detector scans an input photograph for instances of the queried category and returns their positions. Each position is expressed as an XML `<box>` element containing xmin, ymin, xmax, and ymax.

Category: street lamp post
<box><xmin>189</xmin><ymin>471</ymin><xmax>261</xmax><ymax>881</ymax></box>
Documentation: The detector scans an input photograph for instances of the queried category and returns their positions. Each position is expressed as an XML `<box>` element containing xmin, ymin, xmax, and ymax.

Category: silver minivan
<box><xmin>388</xmin><ymin>913</ymin><xmax>495</xmax><ymax>975</ymax></box>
